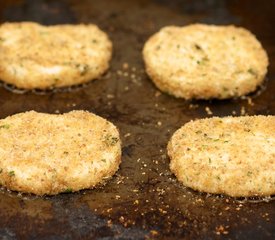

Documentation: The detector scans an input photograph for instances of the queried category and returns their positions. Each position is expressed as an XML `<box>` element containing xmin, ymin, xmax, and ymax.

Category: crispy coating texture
<box><xmin>143</xmin><ymin>24</ymin><xmax>269</xmax><ymax>99</ymax></box>
<box><xmin>0</xmin><ymin>111</ymin><xmax>121</xmax><ymax>195</ymax></box>
<box><xmin>0</xmin><ymin>22</ymin><xmax>112</xmax><ymax>89</ymax></box>
<box><xmin>167</xmin><ymin>116</ymin><xmax>275</xmax><ymax>197</ymax></box>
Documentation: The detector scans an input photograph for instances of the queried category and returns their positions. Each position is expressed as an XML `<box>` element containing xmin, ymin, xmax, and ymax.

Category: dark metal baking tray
<box><xmin>0</xmin><ymin>0</ymin><xmax>274</xmax><ymax>239</ymax></box>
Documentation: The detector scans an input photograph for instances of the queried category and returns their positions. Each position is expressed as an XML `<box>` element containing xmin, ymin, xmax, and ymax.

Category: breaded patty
<box><xmin>143</xmin><ymin>24</ymin><xmax>269</xmax><ymax>99</ymax></box>
<box><xmin>0</xmin><ymin>111</ymin><xmax>121</xmax><ymax>195</ymax></box>
<box><xmin>0</xmin><ymin>22</ymin><xmax>112</xmax><ymax>89</ymax></box>
<box><xmin>167</xmin><ymin>116</ymin><xmax>275</xmax><ymax>197</ymax></box>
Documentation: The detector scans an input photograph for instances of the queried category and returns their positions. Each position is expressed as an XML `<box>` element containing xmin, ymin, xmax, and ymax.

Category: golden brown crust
<box><xmin>167</xmin><ymin>116</ymin><xmax>275</xmax><ymax>197</ymax></box>
<box><xmin>143</xmin><ymin>24</ymin><xmax>269</xmax><ymax>99</ymax></box>
<box><xmin>0</xmin><ymin>22</ymin><xmax>112</xmax><ymax>89</ymax></box>
<box><xmin>0</xmin><ymin>110</ymin><xmax>121</xmax><ymax>195</ymax></box>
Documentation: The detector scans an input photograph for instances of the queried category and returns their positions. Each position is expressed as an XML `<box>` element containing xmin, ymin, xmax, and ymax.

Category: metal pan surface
<box><xmin>0</xmin><ymin>0</ymin><xmax>274</xmax><ymax>239</ymax></box>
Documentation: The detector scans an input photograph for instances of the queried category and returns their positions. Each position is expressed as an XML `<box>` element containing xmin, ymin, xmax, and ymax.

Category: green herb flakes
<box><xmin>197</xmin><ymin>57</ymin><xmax>209</xmax><ymax>65</ymax></box>
<box><xmin>9</xmin><ymin>171</ymin><xmax>15</xmax><ymax>177</ymax></box>
<box><xmin>64</xmin><ymin>188</ymin><xmax>73</xmax><ymax>193</ymax></box>
<box><xmin>0</xmin><ymin>124</ymin><xmax>10</xmax><ymax>129</ymax></box>
<box><xmin>75</xmin><ymin>64</ymin><xmax>89</xmax><ymax>76</ymax></box>
<box><xmin>223</xmin><ymin>87</ymin><xmax>229</xmax><ymax>92</ymax></box>
<box><xmin>103</xmin><ymin>134</ymin><xmax>119</xmax><ymax>146</ymax></box>
<box><xmin>248</xmin><ymin>68</ymin><xmax>258</xmax><ymax>76</ymax></box>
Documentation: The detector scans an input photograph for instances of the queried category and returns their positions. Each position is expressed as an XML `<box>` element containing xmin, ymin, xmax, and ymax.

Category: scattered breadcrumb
<box><xmin>241</xmin><ymin>106</ymin><xmax>246</xmax><ymax>115</ymax></box>
<box><xmin>215</xmin><ymin>225</ymin><xmax>229</xmax><ymax>235</ymax></box>
<box><xmin>122</xmin><ymin>62</ymin><xmax>129</xmax><ymax>70</ymax></box>
<box><xmin>123</xmin><ymin>72</ymin><xmax>129</xmax><ymax>77</ymax></box>
<box><xmin>189</xmin><ymin>104</ymin><xmax>199</xmax><ymax>109</ymax></box>
<box><xmin>247</xmin><ymin>97</ymin><xmax>254</xmax><ymax>106</ymax></box>
<box><xmin>115</xmin><ymin>195</ymin><xmax>121</xmax><ymax>199</ymax></box>
<box><xmin>124</xmin><ymin>133</ymin><xmax>131</xmax><ymax>138</ymax></box>
<box><xmin>106</xmin><ymin>94</ymin><xmax>115</xmax><ymax>99</ymax></box>
<box><xmin>116</xmin><ymin>70</ymin><xmax>123</xmax><ymax>76</ymax></box>
<box><xmin>155</xmin><ymin>91</ymin><xmax>161</xmax><ymax>97</ymax></box>
<box><xmin>205</xmin><ymin>106</ymin><xmax>213</xmax><ymax>115</ymax></box>
<box><xmin>150</xmin><ymin>230</ymin><xmax>159</xmax><ymax>237</ymax></box>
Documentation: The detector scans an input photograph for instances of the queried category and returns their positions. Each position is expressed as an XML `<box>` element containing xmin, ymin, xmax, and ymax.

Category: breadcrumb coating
<box><xmin>143</xmin><ymin>24</ymin><xmax>268</xmax><ymax>99</ymax></box>
<box><xmin>168</xmin><ymin>116</ymin><xmax>275</xmax><ymax>197</ymax></box>
<box><xmin>0</xmin><ymin>22</ymin><xmax>112</xmax><ymax>89</ymax></box>
<box><xmin>0</xmin><ymin>111</ymin><xmax>121</xmax><ymax>195</ymax></box>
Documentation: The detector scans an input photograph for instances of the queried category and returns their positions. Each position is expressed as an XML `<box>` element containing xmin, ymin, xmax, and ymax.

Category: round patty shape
<box><xmin>168</xmin><ymin>116</ymin><xmax>275</xmax><ymax>197</ymax></box>
<box><xmin>0</xmin><ymin>22</ymin><xmax>112</xmax><ymax>89</ymax></box>
<box><xmin>0</xmin><ymin>111</ymin><xmax>121</xmax><ymax>195</ymax></box>
<box><xmin>143</xmin><ymin>24</ymin><xmax>269</xmax><ymax>99</ymax></box>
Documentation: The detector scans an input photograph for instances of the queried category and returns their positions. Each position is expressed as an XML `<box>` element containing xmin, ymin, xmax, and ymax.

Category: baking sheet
<box><xmin>0</xmin><ymin>0</ymin><xmax>274</xmax><ymax>239</ymax></box>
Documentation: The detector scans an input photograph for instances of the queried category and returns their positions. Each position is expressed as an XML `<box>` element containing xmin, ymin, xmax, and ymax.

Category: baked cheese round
<box><xmin>0</xmin><ymin>110</ymin><xmax>121</xmax><ymax>195</ymax></box>
<box><xmin>168</xmin><ymin>116</ymin><xmax>275</xmax><ymax>197</ymax></box>
<box><xmin>143</xmin><ymin>24</ymin><xmax>268</xmax><ymax>99</ymax></box>
<box><xmin>0</xmin><ymin>22</ymin><xmax>112</xmax><ymax>89</ymax></box>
